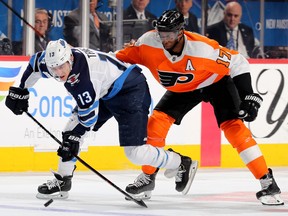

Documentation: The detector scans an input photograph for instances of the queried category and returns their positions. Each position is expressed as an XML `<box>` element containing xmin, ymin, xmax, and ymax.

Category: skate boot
<box><xmin>125</xmin><ymin>170</ymin><xmax>158</xmax><ymax>200</ymax></box>
<box><xmin>256</xmin><ymin>168</ymin><xmax>284</xmax><ymax>205</ymax></box>
<box><xmin>164</xmin><ymin>148</ymin><xmax>198</xmax><ymax>195</ymax></box>
<box><xmin>36</xmin><ymin>171</ymin><xmax>73</xmax><ymax>199</ymax></box>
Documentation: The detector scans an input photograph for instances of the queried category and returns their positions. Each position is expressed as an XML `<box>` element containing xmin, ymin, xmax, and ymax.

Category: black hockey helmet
<box><xmin>155</xmin><ymin>10</ymin><xmax>185</xmax><ymax>32</ymax></box>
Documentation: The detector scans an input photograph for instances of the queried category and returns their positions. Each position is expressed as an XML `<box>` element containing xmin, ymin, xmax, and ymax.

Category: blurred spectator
<box><xmin>174</xmin><ymin>0</ymin><xmax>199</xmax><ymax>33</ymax></box>
<box><xmin>206</xmin><ymin>1</ymin><xmax>255</xmax><ymax>58</ymax></box>
<box><xmin>0</xmin><ymin>30</ymin><xmax>13</xmax><ymax>55</ymax></box>
<box><xmin>12</xmin><ymin>8</ymin><xmax>52</xmax><ymax>55</ymax></box>
<box><xmin>122</xmin><ymin>0</ymin><xmax>157</xmax><ymax>43</ymax></box>
<box><xmin>34</xmin><ymin>8</ymin><xmax>52</xmax><ymax>53</ymax></box>
<box><xmin>123</xmin><ymin>0</ymin><xmax>157</xmax><ymax>29</ymax></box>
<box><xmin>63</xmin><ymin>0</ymin><xmax>112</xmax><ymax>52</ymax></box>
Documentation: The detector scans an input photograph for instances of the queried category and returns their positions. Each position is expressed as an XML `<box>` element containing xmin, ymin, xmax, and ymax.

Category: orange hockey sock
<box><xmin>220</xmin><ymin>119</ymin><xmax>268</xmax><ymax>179</ymax></box>
<box><xmin>246</xmin><ymin>156</ymin><xmax>268</xmax><ymax>179</ymax></box>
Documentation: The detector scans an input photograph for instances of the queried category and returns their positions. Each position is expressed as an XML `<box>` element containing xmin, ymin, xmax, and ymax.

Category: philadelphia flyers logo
<box><xmin>158</xmin><ymin>71</ymin><xmax>194</xmax><ymax>87</ymax></box>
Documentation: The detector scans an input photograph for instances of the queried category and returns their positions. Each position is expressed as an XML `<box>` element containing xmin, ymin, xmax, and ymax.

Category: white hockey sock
<box><xmin>124</xmin><ymin>145</ymin><xmax>181</xmax><ymax>169</ymax></box>
<box><xmin>57</xmin><ymin>158</ymin><xmax>77</xmax><ymax>176</ymax></box>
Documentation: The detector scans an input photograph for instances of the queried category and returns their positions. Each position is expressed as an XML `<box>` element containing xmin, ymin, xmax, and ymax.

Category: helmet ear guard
<box><xmin>155</xmin><ymin>10</ymin><xmax>185</xmax><ymax>32</ymax></box>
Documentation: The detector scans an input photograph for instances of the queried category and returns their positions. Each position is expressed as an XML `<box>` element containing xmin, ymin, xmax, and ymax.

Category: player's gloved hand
<box><xmin>5</xmin><ymin>86</ymin><xmax>29</xmax><ymax>115</ymax></box>
<box><xmin>238</xmin><ymin>93</ymin><xmax>263</xmax><ymax>122</ymax></box>
<box><xmin>57</xmin><ymin>131</ymin><xmax>81</xmax><ymax>162</ymax></box>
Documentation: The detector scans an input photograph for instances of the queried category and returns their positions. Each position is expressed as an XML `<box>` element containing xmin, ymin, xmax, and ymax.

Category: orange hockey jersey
<box><xmin>115</xmin><ymin>30</ymin><xmax>250</xmax><ymax>93</ymax></box>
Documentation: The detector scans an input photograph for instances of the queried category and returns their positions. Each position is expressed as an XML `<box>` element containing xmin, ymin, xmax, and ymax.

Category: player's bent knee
<box><xmin>147</xmin><ymin>110</ymin><xmax>175</xmax><ymax>147</ymax></box>
<box><xmin>220</xmin><ymin>119</ymin><xmax>256</xmax><ymax>150</ymax></box>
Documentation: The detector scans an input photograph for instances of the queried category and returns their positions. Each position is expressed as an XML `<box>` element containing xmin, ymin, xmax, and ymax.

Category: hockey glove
<box><xmin>238</xmin><ymin>93</ymin><xmax>263</xmax><ymax>122</ymax></box>
<box><xmin>5</xmin><ymin>86</ymin><xmax>29</xmax><ymax>115</ymax></box>
<box><xmin>57</xmin><ymin>131</ymin><xmax>81</xmax><ymax>162</ymax></box>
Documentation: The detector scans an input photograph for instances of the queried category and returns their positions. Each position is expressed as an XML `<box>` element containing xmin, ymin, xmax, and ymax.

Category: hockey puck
<box><xmin>44</xmin><ymin>199</ymin><xmax>54</xmax><ymax>207</ymax></box>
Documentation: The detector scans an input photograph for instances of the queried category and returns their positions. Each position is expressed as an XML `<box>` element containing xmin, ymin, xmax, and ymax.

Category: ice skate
<box><xmin>125</xmin><ymin>171</ymin><xmax>158</xmax><ymax>200</ymax></box>
<box><xmin>164</xmin><ymin>148</ymin><xmax>198</xmax><ymax>195</ymax></box>
<box><xmin>256</xmin><ymin>168</ymin><xmax>284</xmax><ymax>205</ymax></box>
<box><xmin>36</xmin><ymin>171</ymin><xmax>73</xmax><ymax>199</ymax></box>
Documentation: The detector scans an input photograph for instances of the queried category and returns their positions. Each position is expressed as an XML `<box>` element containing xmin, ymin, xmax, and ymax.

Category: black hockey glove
<box><xmin>57</xmin><ymin>131</ymin><xmax>81</xmax><ymax>162</ymax></box>
<box><xmin>238</xmin><ymin>93</ymin><xmax>263</xmax><ymax>122</ymax></box>
<box><xmin>5</xmin><ymin>86</ymin><xmax>29</xmax><ymax>115</ymax></box>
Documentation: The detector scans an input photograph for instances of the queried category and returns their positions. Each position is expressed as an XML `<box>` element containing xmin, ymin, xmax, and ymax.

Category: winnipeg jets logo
<box><xmin>158</xmin><ymin>71</ymin><xmax>194</xmax><ymax>87</ymax></box>
<box><xmin>67</xmin><ymin>73</ymin><xmax>80</xmax><ymax>85</ymax></box>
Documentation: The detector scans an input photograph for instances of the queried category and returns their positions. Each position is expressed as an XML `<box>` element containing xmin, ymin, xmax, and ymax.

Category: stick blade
<box><xmin>125</xmin><ymin>193</ymin><xmax>148</xmax><ymax>208</ymax></box>
<box><xmin>134</xmin><ymin>199</ymin><xmax>148</xmax><ymax>208</ymax></box>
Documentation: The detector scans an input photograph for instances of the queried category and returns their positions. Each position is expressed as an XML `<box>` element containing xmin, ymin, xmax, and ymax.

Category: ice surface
<box><xmin>0</xmin><ymin>168</ymin><xmax>287</xmax><ymax>216</ymax></box>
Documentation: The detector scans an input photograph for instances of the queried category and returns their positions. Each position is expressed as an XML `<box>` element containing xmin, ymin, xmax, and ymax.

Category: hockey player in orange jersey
<box><xmin>114</xmin><ymin>10</ymin><xmax>284</xmax><ymax>205</ymax></box>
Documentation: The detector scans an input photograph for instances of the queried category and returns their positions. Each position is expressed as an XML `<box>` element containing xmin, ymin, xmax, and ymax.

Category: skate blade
<box><xmin>182</xmin><ymin>160</ymin><xmax>199</xmax><ymax>195</ymax></box>
<box><xmin>125</xmin><ymin>191</ymin><xmax>152</xmax><ymax>201</ymax></box>
<box><xmin>36</xmin><ymin>191</ymin><xmax>69</xmax><ymax>200</ymax></box>
<box><xmin>259</xmin><ymin>194</ymin><xmax>284</xmax><ymax>206</ymax></box>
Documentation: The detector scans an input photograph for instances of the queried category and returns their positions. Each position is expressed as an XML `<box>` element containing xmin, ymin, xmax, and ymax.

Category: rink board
<box><xmin>0</xmin><ymin>144</ymin><xmax>287</xmax><ymax>172</ymax></box>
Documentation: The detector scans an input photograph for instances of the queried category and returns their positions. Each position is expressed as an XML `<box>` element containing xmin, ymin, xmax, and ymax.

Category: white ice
<box><xmin>0</xmin><ymin>168</ymin><xmax>287</xmax><ymax>216</ymax></box>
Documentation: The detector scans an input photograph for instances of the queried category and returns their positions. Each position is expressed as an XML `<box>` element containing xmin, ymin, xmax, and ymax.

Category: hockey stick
<box><xmin>25</xmin><ymin>111</ymin><xmax>147</xmax><ymax>208</ymax></box>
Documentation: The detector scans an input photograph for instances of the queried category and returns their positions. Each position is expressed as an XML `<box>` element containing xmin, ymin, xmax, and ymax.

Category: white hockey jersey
<box><xmin>20</xmin><ymin>48</ymin><xmax>136</xmax><ymax>135</ymax></box>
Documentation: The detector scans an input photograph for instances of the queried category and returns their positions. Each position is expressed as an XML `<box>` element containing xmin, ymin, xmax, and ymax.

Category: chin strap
<box><xmin>68</xmin><ymin>59</ymin><xmax>73</xmax><ymax>70</ymax></box>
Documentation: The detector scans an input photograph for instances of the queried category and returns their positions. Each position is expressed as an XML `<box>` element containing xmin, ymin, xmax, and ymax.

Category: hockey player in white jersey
<box><xmin>5</xmin><ymin>39</ymin><xmax>197</xmax><ymax>199</ymax></box>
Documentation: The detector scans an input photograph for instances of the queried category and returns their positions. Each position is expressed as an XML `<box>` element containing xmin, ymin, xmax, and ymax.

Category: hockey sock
<box><xmin>220</xmin><ymin>119</ymin><xmax>268</xmax><ymax>179</ymax></box>
<box><xmin>57</xmin><ymin>158</ymin><xmax>77</xmax><ymax>177</ymax></box>
<box><xmin>142</xmin><ymin>110</ymin><xmax>175</xmax><ymax>174</ymax></box>
<box><xmin>125</xmin><ymin>145</ymin><xmax>181</xmax><ymax>170</ymax></box>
